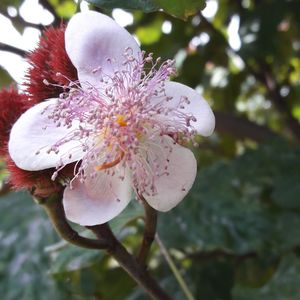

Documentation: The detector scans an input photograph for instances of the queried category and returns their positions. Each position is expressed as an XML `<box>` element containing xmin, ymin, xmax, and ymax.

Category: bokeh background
<box><xmin>1</xmin><ymin>0</ymin><xmax>300</xmax><ymax>299</ymax></box>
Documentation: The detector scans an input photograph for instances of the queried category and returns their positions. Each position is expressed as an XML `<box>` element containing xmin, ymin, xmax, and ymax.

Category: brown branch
<box><xmin>215</xmin><ymin>111</ymin><xmax>279</xmax><ymax>142</ymax></box>
<box><xmin>88</xmin><ymin>223</ymin><xmax>172</xmax><ymax>300</ymax></box>
<box><xmin>138</xmin><ymin>200</ymin><xmax>158</xmax><ymax>266</ymax></box>
<box><xmin>0</xmin><ymin>42</ymin><xmax>27</xmax><ymax>57</ymax></box>
<box><xmin>36</xmin><ymin>192</ymin><xmax>109</xmax><ymax>250</ymax></box>
<box><xmin>33</xmin><ymin>191</ymin><xmax>171</xmax><ymax>298</ymax></box>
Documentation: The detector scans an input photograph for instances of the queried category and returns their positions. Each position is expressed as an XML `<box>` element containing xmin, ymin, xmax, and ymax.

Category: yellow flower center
<box><xmin>116</xmin><ymin>114</ymin><xmax>127</xmax><ymax>127</ymax></box>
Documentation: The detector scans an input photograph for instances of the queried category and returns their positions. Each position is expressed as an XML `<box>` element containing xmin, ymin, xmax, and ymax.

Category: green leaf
<box><xmin>187</xmin><ymin>259</ymin><xmax>234</xmax><ymax>300</ymax></box>
<box><xmin>110</xmin><ymin>200</ymin><xmax>143</xmax><ymax>234</ymax></box>
<box><xmin>49</xmin><ymin>243</ymin><xmax>104</xmax><ymax>274</ymax></box>
<box><xmin>0</xmin><ymin>67</ymin><xmax>13</xmax><ymax>88</ymax></box>
<box><xmin>87</xmin><ymin>0</ymin><xmax>159</xmax><ymax>13</ymax></box>
<box><xmin>86</xmin><ymin>0</ymin><xmax>206</xmax><ymax>18</ymax></box>
<box><xmin>158</xmin><ymin>139</ymin><xmax>300</xmax><ymax>255</ymax></box>
<box><xmin>272</xmin><ymin>175</ymin><xmax>300</xmax><ymax>208</ymax></box>
<box><xmin>49</xmin><ymin>0</ymin><xmax>77</xmax><ymax>18</ymax></box>
<box><xmin>0</xmin><ymin>191</ymin><xmax>62</xmax><ymax>300</ymax></box>
<box><xmin>0</xmin><ymin>0</ymin><xmax>23</xmax><ymax>9</ymax></box>
<box><xmin>233</xmin><ymin>255</ymin><xmax>300</xmax><ymax>300</ymax></box>
<box><xmin>154</xmin><ymin>0</ymin><xmax>206</xmax><ymax>19</ymax></box>
<box><xmin>135</xmin><ymin>18</ymin><xmax>163</xmax><ymax>45</ymax></box>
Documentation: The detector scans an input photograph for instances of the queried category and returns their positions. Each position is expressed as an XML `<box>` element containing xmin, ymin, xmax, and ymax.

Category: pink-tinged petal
<box><xmin>8</xmin><ymin>99</ymin><xmax>84</xmax><ymax>171</ymax></box>
<box><xmin>162</xmin><ymin>82</ymin><xmax>215</xmax><ymax>136</ymax></box>
<box><xmin>65</xmin><ymin>11</ymin><xmax>141</xmax><ymax>88</ymax></box>
<box><xmin>144</xmin><ymin>136</ymin><xmax>197</xmax><ymax>212</ymax></box>
<box><xmin>63</xmin><ymin>168</ymin><xmax>132</xmax><ymax>225</ymax></box>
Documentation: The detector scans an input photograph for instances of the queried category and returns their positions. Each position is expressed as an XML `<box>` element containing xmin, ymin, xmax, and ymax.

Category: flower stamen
<box><xmin>94</xmin><ymin>151</ymin><xmax>125</xmax><ymax>171</ymax></box>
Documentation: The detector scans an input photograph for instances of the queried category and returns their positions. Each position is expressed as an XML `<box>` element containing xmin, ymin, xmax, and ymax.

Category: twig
<box><xmin>138</xmin><ymin>200</ymin><xmax>158</xmax><ymax>266</ymax></box>
<box><xmin>88</xmin><ymin>223</ymin><xmax>172</xmax><ymax>300</ymax></box>
<box><xmin>155</xmin><ymin>234</ymin><xmax>196</xmax><ymax>300</ymax></box>
<box><xmin>0</xmin><ymin>42</ymin><xmax>27</xmax><ymax>57</ymax></box>
<box><xmin>34</xmin><ymin>192</ymin><xmax>171</xmax><ymax>298</ymax></box>
<box><xmin>215</xmin><ymin>111</ymin><xmax>279</xmax><ymax>142</ymax></box>
<box><xmin>36</xmin><ymin>192</ymin><xmax>109</xmax><ymax>250</ymax></box>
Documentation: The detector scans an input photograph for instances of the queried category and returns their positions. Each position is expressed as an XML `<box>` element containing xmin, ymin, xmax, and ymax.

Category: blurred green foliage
<box><xmin>0</xmin><ymin>192</ymin><xmax>61</xmax><ymax>300</ymax></box>
<box><xmin>0</xmin><ymin>67</ymin><xmax>13</xmax><ymax>89</ymax></box>
<box><xmin>87</xmin><ymin>0</ymin><xmax>206</xmax><ymax>19</ymax></box>
<box><xmin>1</xmin><ymin>0</ymin><xmax>300</xmax><ymax>299</ymax></box>
<box><xmin>87</xmin><ymin>0</ymin><xmax>159</xmax><ymax>13</ymax></box>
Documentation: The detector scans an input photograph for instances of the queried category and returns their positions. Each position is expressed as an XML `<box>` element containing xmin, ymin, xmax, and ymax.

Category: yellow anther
<box><xmin>116</xmin><ymin>114</ymin><xmax>127</xmax><ymax>127</ymax></box>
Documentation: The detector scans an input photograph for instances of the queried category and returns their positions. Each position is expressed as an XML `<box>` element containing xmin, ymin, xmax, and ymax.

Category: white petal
<box><xmin>8</xmin><ymin>99</ymin><xmax>84</xmax><ymax>171</ymax></box>
<box><xmin>65</xmin><ymin>11</ymin><xmax>141</xmax><ymax>88</ymax></box>
<box><xmin>144</xmin><ymin>136</ymin><xmax>197</xmax><ymax>212</ymax></box>
<box><xmin>161</xmin><ymin>82</ymin><xmax>215</xmax><ymax>136</ymax></box>
<box><xmin>63</xmin><ymin>168</ymin><xmax>132</xmax><ymax>226</ymax></box>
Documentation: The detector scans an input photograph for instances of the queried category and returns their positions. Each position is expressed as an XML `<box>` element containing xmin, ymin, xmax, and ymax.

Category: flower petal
<box><xmin>144</xmin><ymin>136</ymin><xmax>197</xmax><ymax>212</ymax></box>
<box><xmin>63</xmin><ymin>168</ymin><xmax>132</xmax><ymax>226</ymax></box>
<box><xmin>65</xmin><ymin>11</ymin><xmax>141</xmax><ymax>88</ymax></box>
<box><xmin>161</xmin><ymin>82</ymin><xmax>215</xmax><ymax>136</ymax></box>
<box><xmin>8</xmin><ymin>99</ymin><xmax>84</xmax><ymax>171</ymax></box>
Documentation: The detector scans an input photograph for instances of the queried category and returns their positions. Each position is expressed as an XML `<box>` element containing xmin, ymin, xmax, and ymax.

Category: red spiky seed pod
<box><xmin>0</xmin><ymin>86</ymin><xmax>31</xmax><ymax>156</ymax></box>
<box><xmin>1</xmin><ymin>26</ymin><xmax>78</xmax><ymax>191</ymax></box>
<box><xmin>25</xmin><ymin>25</ymin><xmax>78</xmax><ymax>104</ymax></box>
<box><xmin>6</xmin><ymin>157</ymin><xmax>59</xmax><ymax>192</ymax></box>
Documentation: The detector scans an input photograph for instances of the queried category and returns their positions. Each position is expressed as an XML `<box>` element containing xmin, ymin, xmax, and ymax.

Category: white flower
<box><xmin>8</xmin><ymin>11</ymin><xmax>215</xmax><ymax>226</ymax></box>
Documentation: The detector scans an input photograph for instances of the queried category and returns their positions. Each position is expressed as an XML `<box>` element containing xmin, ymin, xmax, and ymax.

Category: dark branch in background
<box><xmin>88</xmin><ymin>223</ymin><xmax>172</xmax><ymax>300</ymax></box>
<box><xmin>0</xmin><ymin>42</ymin><xmax>27</xmax><ymax>57</ymax></box>
<box><xmin>39</xmin><ymin>0</ymin><xmax>61</xmax><ymax>27</ymax></box>
<box><xmin>138</xmin><ymin>200</ymin><xmax>158</xmax><ymax>266</ymax></box>
<box><xmin>0</xmin><ymin>8</ymin><xmax>45</xmax><ymax>31</ymax></box>
<box><xmin>39</xmin><ymin>0</ymin><xmax>56</xmax><ymax>16</ymax></box>
<box><xmin>215</xmin><ymin>111</ymin><xmax>279</xmax><ymax>142</ymax></box>
<box><xmin>249</xmin><ymin>63</ymin><xmax>300</xmax><ymax>141</ymax></box>
<box><xmin>199</xmin><ymin>12</ymin><xmax>300</xmax><ymax>142</ymax></box>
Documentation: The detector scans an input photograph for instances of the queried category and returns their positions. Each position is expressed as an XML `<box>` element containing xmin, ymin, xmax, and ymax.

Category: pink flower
<box><xmin>8</xmin><ymin>11</ymin><xmax>215</xmax><ymax>225</ymax></box>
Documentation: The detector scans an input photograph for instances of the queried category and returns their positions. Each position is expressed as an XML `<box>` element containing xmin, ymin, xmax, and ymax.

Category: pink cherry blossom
<box><xmin>8</xmin><ymin>11</ymin><xmax>215</xmax><ymax>226</ymax></box>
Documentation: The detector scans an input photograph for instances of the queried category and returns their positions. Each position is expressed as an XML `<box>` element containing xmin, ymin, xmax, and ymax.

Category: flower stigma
<box><xmin>39</xmin><ymin>49</ymin><xmax>199</xmax><ymax>197</ymax></box>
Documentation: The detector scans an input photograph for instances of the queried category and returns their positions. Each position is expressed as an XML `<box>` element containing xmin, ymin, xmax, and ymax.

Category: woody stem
<box><xmin>138</xmin><ymin>200</ymin><xmax>158</xmax><ymax>266</ymax></box>
<box><xmin>88</xmin><ymin>223</ymin><xmax>173</xmax><ymax>300</ymax></box>
<box><xmin>35</xmin><ymin>191</ymin><xmax>171</xmax><ymax>299</ymax></box>
<box><xmin>36</xmin><ymin>192</ymin><xmax>109</xmax><ymax>250</ymax></box>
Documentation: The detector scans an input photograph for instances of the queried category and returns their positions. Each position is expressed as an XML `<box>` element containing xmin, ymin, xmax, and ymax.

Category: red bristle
<box><xmin>25</xmin><ymin>25</ymin><xmax>77</xmax><ymax>104</ymax></box>
<box><xmin>1</xmin><ymin>26</ymin><xmax>78</xmax><ymax>191</ymax></box>
<box><xmin>6</xmin><ymin>157</ymin><xmax>57</xmax><ymax>189</ymax></box>
<box><xmin>0</xmin><ymin>86</ymin><xmax>31</xmax><ymax>156</ymax></box>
